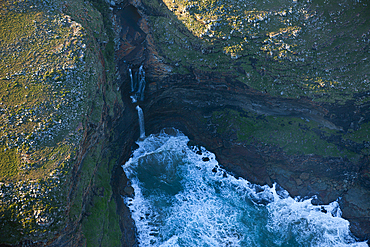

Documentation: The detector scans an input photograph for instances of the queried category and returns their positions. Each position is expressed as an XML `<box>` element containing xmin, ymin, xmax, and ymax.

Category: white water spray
<box><xmin>136</xmin><ymin>105</ymin><xmax>145</xmax><ymax>138</ymax></box>
<box><xmin>129</xmin><ymin>68</ymin><xmax>134</xmax><ymax>92</ymax></box>
<box><xmin>130</xmin><ymin>96</ymin><xmax>137</xmax><ymax>103</ymax></box>
<box><xmin>122</xmin><ymin>130</ymin><xmax>368</xmax><ymax>247</ymax></box>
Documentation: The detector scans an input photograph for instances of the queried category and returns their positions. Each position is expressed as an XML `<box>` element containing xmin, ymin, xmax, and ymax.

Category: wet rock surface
<box><xmin>138</xmin><ymin>71</ymin><xmax>370</xmax><ymax>240</ymax></box>
<box><xmin>113</xmin><ymin>0</ymin><xmax>370</xmax><ymax>243</ymax></box>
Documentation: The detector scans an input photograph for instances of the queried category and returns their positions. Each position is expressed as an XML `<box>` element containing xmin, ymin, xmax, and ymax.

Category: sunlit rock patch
<box><xmin>145</xmin><ymin>0</ymin><xmax>370</xmax><ymax>103</ymax></box>
<box><xmin>0</xmin><ymin>8</ymin><xmax>87</xmax><ymax>153</ymax></box>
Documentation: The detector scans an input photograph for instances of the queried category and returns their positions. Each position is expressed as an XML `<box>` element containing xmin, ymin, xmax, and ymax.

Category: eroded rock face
<box><xmin>114</xmin><ymin>0</ymin><xmax>370</xmax><ymax>242</ymax></box>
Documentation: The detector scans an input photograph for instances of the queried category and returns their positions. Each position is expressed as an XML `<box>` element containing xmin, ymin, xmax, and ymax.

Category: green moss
<box><xmin>344</xmin><ymin>122</ymin><xmax>370</xmax><ymax>143</ymax></box>
<box><xmin>102</xmin><ymin>200</ymin><xmax>122</xmax><ymax>246</ymax></box>
<box><xmin>69</xmin><ymin>180</ymin><xmax>84</xmax><ymax>220</ymax></box>
<box><xmin>256</xmin><ymin>116</ymin><xmax>343</xmax><ymax>157</ymax></box>
<box><xmin>0</xmin><ymin>0</ymin><xmax>121</xmax><ymax>243</ymax></box>
<box><xmin>87</xmin><ymin>0</ymin><xmax>115</xmax><ymax>76</ymax></box>
<box><xmin>210</xmin><ymin>109</ymin><xmax>358</xmax><ymax>158</ymax></box>
<box><xmin>0</xmin><ymin>146</ymin><xmax>18</xmax><ymax>181</ymax></box>
<box><xmin>69</xmin><ymin>144</ymin><xmax>102</xmax><ymax>220</ymax></box>
<box><xmin>81</xmin><ymin>150</ymin><xmax>121</xmax><ymax>247</ymax></box>
<box><xmin>83</xmin><ymin>197</ymin><xmax>121</xmax><ymax>247</ymax></box>
<box><xmin>343</xmin><ymin>122</ymin><xmax>370</xmax><ymax>155</ymax></box>
<box><xmin>212</xmin><ymin>110</ymin><xmax>256</xmax><ymax>141</ymax></box>
<box><xmin>90</xmin><ymin>92</ymin><xmax>104</xmax><ymax>123</ymax></box>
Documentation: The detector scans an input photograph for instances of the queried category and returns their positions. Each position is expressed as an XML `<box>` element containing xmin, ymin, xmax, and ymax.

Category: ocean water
<box><xmin>122</xmin><ymin>129</ymin><xmax>367</xmax><ymax>247</ymax></box>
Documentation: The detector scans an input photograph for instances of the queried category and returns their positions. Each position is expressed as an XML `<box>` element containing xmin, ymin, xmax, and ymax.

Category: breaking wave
<box><xmin>122</xmin><ymin>129</ymin><xmax>367</xmax><ymax>247</ymax></box>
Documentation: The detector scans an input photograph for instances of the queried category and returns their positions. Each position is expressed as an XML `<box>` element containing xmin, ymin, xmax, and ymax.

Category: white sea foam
<box><xmin>122</xmin><ymin>129</ymin><xmax>367</xmax><ymax>247</ymax></box>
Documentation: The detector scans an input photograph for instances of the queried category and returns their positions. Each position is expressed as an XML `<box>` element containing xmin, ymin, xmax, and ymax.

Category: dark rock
<box><xmin>123</xmin><ymin>186</ymin><xmax>135</xmax><ymax>197</ymax></box>
<box><xmin>202</xmin><ymin>157</ymin><xmax>210</xmax><ymax>162</ymax></box>
<box><xmin>320</xmin><ymin>207</ymin><xmax>327</xmax><ymax>213</ymax></box>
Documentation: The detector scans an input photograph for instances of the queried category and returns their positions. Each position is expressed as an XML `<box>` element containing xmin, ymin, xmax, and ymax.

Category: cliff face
<box><xmin>114</xmin><ymin>0</ymin><xmax>370</xmax><ymax>242</ymax></box>
<box><xmin>2</xmin><ymin>0</ymin><xmax>368</xmax><ymax>245</ymax></box>
<box><xmin>0</xmin><ymin>0</ymin><xmax>136</xmax><ymax>245</ymax></box>
<box><xmin>47</xmin><ymin>0</ymin><xmax>139</xmax><ymax>245</ymax></box>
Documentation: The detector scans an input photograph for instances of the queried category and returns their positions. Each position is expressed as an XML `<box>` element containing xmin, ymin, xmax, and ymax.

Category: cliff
<box><xmin>0</xmin><ymin>0</ymin><xmax>135</xmax><ymax>245</ymax></box>
<box><xmin>1</xmin><ymin>0</ymin><xmax>369</xmax><ymax>245</ymax></box>
<box><xmin>114</xmin><ymin>0</ymin><xmax>370</xmax><ymax>242</ymax></box>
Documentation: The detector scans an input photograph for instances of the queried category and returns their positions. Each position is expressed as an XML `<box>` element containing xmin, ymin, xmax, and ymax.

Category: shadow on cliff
<box><xmin>112</xmin><ymin>0</ymin><xmax>370</xmax><ymax>243</ymax></box>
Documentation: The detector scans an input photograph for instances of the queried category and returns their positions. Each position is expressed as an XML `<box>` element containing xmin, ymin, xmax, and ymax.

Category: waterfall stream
<box><xmin>129</xmin><ymin>68</ymin><xmax>134</xmax><ymax>93</ymax></box>
<box><xmin>129</xmin><ymin>65</ymin><xmax>146</xmax><ymax>102</ymax></box>
<box><xmin>136</xmin><ymin>105</ymin><xmax>145</xmax><ymax>139</ymax></box>
<box><xmin>124</xmin><ymin>65</ymin><xmax>366</xmax><ymax>246</ymax></box>
<box><xmin>129</xmin><ymin>66</ymin><xmax>146</xmax><ymax>139</ymax></box>
<box><xmin>137</xmin><ymin>65</ymin><xmax>146</xmax><ymax>102</ymax></box>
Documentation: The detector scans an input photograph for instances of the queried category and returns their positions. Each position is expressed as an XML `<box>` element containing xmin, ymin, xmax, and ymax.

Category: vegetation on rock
<box><xmin>0</xmin><ymin>0</ymin><xmax>123</xmax><ymax>245</ymax></box>
<box><xmin>143</xmin><ymin>0</ymin><xmax>370</xmax><ymax>159</ymax></box>
<box><xmin>148</xmin><ymin>0</ymin><xmax>369</xmax><ymax>102</ymax></box>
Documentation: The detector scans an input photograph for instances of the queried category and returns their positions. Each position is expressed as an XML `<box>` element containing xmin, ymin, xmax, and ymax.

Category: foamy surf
<box><xmin>122</xmin><ymin>129</ymin><xmax>367</xmax><ymax>247</ymax></box>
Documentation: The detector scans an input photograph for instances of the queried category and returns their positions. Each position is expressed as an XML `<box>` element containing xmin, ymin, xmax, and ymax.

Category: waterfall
<box><xmin>128</xmin><ymin>65</ymin><xmax>146</xmax><ymax>102</ymax></box>
<box><xmin>129</xmin><ymin>66</ymin><xmax>146</xmax><ymax>138</ymax></box>
<box><xmin>136</xmin><ymin>105</ymin><xmax>145</xmax><ymax>138</ymax></box>
<box><xmin>138</xmin><ymin>65</ymin><xmax>145</xmax><ymax>79</ymax></box>
<box><xmin>129</xmin><ymin>68</ymin><xmax>134</xmax><ymax>92</ymax></box>
<box><xmin>137</xmin><ymin>65</ymin><xmax>145</xmax><ymax>101</ymax></box>
<box><xmin>130</xmin><ymin>96</ymin><xmax>137</xmax><ymax>103</ymax></box>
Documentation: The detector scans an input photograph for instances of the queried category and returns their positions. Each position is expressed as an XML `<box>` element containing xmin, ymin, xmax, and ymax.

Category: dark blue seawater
<box><xmin>122</xmin><ymin>129</ymin><xmax>367</xmax><ymax>247</ymax></box>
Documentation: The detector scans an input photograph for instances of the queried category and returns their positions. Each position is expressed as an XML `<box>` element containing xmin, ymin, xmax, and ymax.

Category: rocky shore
<box><xmin>113</xmin><ymin>0</ymin><xmax>370</xmax><ymax>243</ymax></box>
<box><xmin>1</xmin><ymin>0</ymin><xmax>369</xmax><ymax>245</ymax></box>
